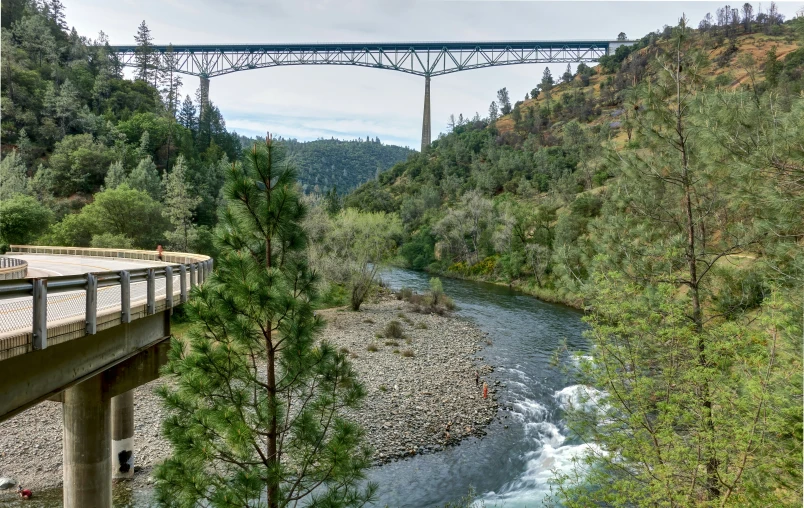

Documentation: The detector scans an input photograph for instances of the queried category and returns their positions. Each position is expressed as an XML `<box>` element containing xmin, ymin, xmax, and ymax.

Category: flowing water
<box><xmin>0</xmin><ymin>268</ymin><xmax>590</xmax><ymax>507</ymax></box>
<box><xmin>369</xmin><ymin>268</ymin><xmax>590</xmax><ymax>507</ymax></box>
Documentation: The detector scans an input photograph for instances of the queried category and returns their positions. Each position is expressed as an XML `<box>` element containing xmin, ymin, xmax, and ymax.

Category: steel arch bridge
<box><xmin>110</xmin><ymin>40</ymin><xmax>627</xmax><ymax>150</ymax></box>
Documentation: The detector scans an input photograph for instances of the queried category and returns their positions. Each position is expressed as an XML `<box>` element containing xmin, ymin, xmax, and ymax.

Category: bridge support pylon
<box><xmin>63</xmin><ymin>374</ymin><xmax>112</xmax><ymax>508</ymax></box>
<box><xmin>421</xmin><ymin>75</ymin><xmax>431</xmax><ymax>152</ymax></box>
<box><xmin>199</xmin><ymin>75</ymin><xmax>210</xmax><ymax>117</ymax></box>
<box><xmin>112</xmin><ymin>390</ymin><xmax>135</xmax><ymax>479</ymax></box>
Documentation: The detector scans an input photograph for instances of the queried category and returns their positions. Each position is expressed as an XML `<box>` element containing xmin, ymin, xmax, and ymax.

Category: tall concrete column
<box><xmin>199</xmin><ymin>75</ymin><xmax>210</xmax><ymax>117</ymax></box>
<box><xmin>421</xmin><ymin>75</ymin><xmax>431</xmax><ymax>152</ymax></box>
<box><xmin>63</xmin><ymin>375</ymin><xmax>111</xmax><ymax>508</ymax></box>
<box><xmin>111</xmin><ymin>390</ymin><xmax>135</xmax><ymax>479</ymax></box>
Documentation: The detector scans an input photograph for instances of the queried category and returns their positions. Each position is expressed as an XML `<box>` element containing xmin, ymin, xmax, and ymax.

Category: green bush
<box><xmin>384</xmin><ymin>320</ymin><xmax>404</xmax><ymax>339</ymax></box>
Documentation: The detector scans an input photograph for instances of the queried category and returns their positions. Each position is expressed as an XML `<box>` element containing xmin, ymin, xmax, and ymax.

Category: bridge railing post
<box><xmin>86</xmin><ymin>273</ymin><xmax>97</xmax><ymax>335</ymax></box>
<box><xmin>189</xmin><ymin>263</ymin><xmax>197</xmax><ymax>289</ymax></box>
<box><xmin>179</xmin><ymin>265</ymin><xmax>187</xmax><ymax>304</ymax></box>
<box><xmin>32</xmin><ymin>279</ymin><xmax>47</xmax><ymax>350</ymax></box>
<box><xmin>146</xmin><ymin>269</ymin><xmax>155</xmax><ymax>316</ymax></box>
<box><xmin>120</xmin><ymin>271</ymin><xmax>131</xmax><ymax>323</ymax></box>
<box><xmin>165</xmin><ymin>266</ymin><xmax>174</xmax><ymax>309</ymax></box>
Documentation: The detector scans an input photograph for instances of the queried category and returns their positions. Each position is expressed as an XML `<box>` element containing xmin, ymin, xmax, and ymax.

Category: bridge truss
<box><xmin>111</xmin><ymin>41</ymin><xmax>611</xmax><ymax>78</ymax></box>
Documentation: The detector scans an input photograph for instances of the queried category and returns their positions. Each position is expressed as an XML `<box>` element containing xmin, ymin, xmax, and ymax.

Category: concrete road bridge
<box><xmin>110</xmin><ymin>40</ymin><xmax>634</xmax><ymax>151</ymax></box>
<box><xmin>0</xmin><ymin>245</ymin><xmax>212</xmax><ymax>508</ymax></box>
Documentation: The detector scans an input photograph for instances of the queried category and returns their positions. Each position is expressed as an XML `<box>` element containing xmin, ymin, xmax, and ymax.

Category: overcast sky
<box><xmin>64</xmin><ymin>0</ymin><xmax>802</xmax><ymax>148</ymax></box>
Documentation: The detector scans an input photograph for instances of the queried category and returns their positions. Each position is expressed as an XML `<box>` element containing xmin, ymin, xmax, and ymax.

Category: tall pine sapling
<box><xmin>155</xmin><ymin>136</ymin><xmax>375</xmax><ymax>508</ymax></box>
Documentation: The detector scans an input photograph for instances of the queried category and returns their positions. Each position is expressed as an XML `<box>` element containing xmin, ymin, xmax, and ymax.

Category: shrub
<box><xmin>416</xmin><ymin>321</ymin><xmax>428</xmax><ymax>329</ymax></box>
<box><xmin>379</xmin><ymin>385</ymin><xmax>387</xmax><ymax>392</ymax></box>
<box><xmin>429</xmin><ymin>277</ymin><xmax>445</xmax><ymax>305</ymax></box>
<box><xmin>362</xmin><ymin>318</ymin><xmax>375</xmax><ymax>324</ymax></box>
<box><xmin>384</xmin><ymin>340</ymin><xmax>399</xmax><ymax>347</ymax></box>
<box><xmin>384</xmin><ymin>320</ymin><xmax>404</xmax><ymax>339</ymax></box>
<box><xmin>401</xmin><ymin>349</ymin><xmax>415</xmax><ymax>358</ymax></box>
<box><xmin>367</xmin><ymin>343</ymin><xmax>379</xmax><ymax>352</ymax></box>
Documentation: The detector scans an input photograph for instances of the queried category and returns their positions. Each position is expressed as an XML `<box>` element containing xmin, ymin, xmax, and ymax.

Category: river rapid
<box><xmin>370</xmin><ymin>268</ymin><xmax>590</xmax><ymax>507</ymax></box>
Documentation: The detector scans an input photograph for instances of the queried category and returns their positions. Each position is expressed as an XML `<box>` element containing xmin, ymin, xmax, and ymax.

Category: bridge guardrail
<box><xmin>0</xmin><ymin>246</ymin><xmax>213</xmax><ymax>360</ymax></box>
<box><xmin>0</xmin><ymin>256</ymin><xmax>28</xmax><ymax>280</ymax></box>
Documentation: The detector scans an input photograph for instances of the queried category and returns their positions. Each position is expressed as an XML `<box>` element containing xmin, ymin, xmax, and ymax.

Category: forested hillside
<box><xmin>239</xmin><ymin>135</ymin><xmax>413</xmax><ymax>194</ymax></box>
<box><xmin>0</xmin><ymin>0</ymin><xmax>240</xmax><ymax>253</ymax></box>
<box><xmin>343</xmin><ymin>9</ymin><xmax>804</xmax><ymax>506</ymax></box>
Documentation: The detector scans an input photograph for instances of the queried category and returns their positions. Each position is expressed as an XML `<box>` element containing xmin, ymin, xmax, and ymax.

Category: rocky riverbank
<box><xmin>0</xmin><ymin>294</ymin><xmax>497</xmax><ymax>495</ymax></box>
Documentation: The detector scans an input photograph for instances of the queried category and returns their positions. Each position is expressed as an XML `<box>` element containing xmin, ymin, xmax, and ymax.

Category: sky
<box><xmin>64</xmin><ymin>0</ymin><xmax>803</xmax><ymax>148</ymax></box>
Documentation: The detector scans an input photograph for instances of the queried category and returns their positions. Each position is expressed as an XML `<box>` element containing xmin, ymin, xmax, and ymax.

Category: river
<box><xmin>370</xmin><ymin>268</ymin><xmax>590</xmax><ymax>507</ymax></box>
<box><xmin>1</xmin><ymin>267</ymin><xmax>590</xmax><ymax>508</ymax></box>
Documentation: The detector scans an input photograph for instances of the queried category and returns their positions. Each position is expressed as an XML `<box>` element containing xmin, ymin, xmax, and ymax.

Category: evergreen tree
<box><xmin>104</xmin><ymin>160</ymin><xmax>127</xmax><ymax>189</ymax></box>
<box><xmin>134</xmin><ymin>20</ymin><xmax>155</xmax><ymax>83</ymax></box>
<box><xmin>541</xmin><ymin>67</ymin><xmax>554</xmax><ymax>113</ymax></box>
<box><xmin>48</xmin><ymin>0</ymin><xmax>67</xmax><ymax>31</ymax></box>
<box><xmin>177</xmin><ymin>95</ymin><xmax>197</xmax><ymax>131</ymax></box>
<box><xmin>488</xmin><ymin>101</ymin><xmax>498</xmax><ymax>122</ymax></box>
<box><xmin>497</xmin><ymin>87</ymin><xmax>512</xmax><ymax>115</ymax></box>
<box><xmin>155</xmin><ymin>137</ymin><xmax>375</xmax><ymax>507</ymax></box>
<box><xmin>552</xmin><ymin>18</ymin><xmax>804</xmax><ymax>505</ymax></box>
<box><xmin>127</xmin><ymin>157</ymin><xmax>162</xmax><ymax>200</ymax></box>
<box><xmin>159</xmin><ymin>44</ymin><xmax>182</xmax><ymax>117</ymax></box>
<box><xmin>162</xmin><ymin>155</ymin><xmax>201</xmax><ymax>252</ymax></box>
<box><xmin>0</xmin><ymin>151</ymin><xmax>30</xmax><ymax>200</ymax></box>
<box><xmin>562</xmin><ymin>63</ymin><xmax>574</xmax><ymax>84</ymax></box>
<box><xmin>764</xmin><ymin>45</ymin><xmax>782</xmax><ymax>87</ymax></box>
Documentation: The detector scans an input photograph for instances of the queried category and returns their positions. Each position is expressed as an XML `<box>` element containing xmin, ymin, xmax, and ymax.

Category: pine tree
<box><xmin>127</xmin><ymin>157</ymin><xmax>162</xmax><ymax>200</ymax></box>
<box><xmin>162</xmin><ymin>155</ymin><xmax>200</xmax><ymax>252</ymax></box>
<box><xmin>0</xmin><ymin>151</ymin><xmax>30</xmax><ymax>200</ymax></box>
<box><xmin>48</xmin><ymin>0</ymin><xmax>67</xmax><ymax>31</ymax></box>
<box><xmin>159</xmin><ymin>44</ymin><xmax>183</xmax><ymax>116</ymax></box>
<box><xmin>541</xmin><ymin>67</ymin><xmax>554</xmax><ymax>113</ymax></box>
<box><xmin>562</xmin><ymin>63</ymin><xmax>574</xmax><ymax>84</ymax></box>
<box><xmin>134</xmin><ymin>20</ymin><xmax>155</xmax><ymax>83</ymax></box>
<box><xmin>155</xmin><ymin>136</ymin><xmax>375</xmax><ymax>507</ymax></box>
<box><xmin>488</xmin><ymin>101</ymin><xmax>498</xmax><ymax>122</ymax></box>
<box><xmin>496</xmin><ymin>87</ymin><xmax>512</xmax><ymax>115</ymax></box>
<box><xmin>104</xmin><ymin>160</ymin><xmax>127</xmax><ymax>190</ymax></box>
<box><xmin>177</xmin><ymin>95</ymin><xmax>197</xmax><ymax>131</ymax></box>
<box><xmin>552</xmin><ymin>18</ymin><xmax>804</xmax><ymax>505</ymax></box>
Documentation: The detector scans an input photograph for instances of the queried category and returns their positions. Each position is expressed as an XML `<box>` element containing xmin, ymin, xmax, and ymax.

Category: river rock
<box><xmin>0</xmin><ymin>293</ymin><xmax>498</xmax><ymax>489</ymax></box>
<box><xmin>0</xmin><ymin>477</ymin><xmax>16</xmax><ymax>489</ymax></box>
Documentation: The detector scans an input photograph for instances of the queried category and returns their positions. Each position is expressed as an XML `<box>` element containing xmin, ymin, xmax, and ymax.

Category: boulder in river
<box><xmin>0</xmin><ymin>477</ymin><xmax>17</xmax><ymax>489</ymax></box>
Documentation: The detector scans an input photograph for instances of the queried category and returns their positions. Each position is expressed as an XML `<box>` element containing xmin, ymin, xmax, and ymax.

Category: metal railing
<box><xmin>0</xmin><ymin>256</ymin><xmax>28</xmax><ymax>280</ymax></box>
<box><xmin>0</xmin><ymin>246</ymin><xmax>213</xmax><ymax>360</ymax></box>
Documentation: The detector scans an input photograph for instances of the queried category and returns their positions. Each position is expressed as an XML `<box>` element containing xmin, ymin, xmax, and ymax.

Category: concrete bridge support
<box><xmin>199</xmin><ymin>75</ymin><xmax>210</xmax><ymax>117</ymax></box>
<box><xmin>63</xmin><ymin>375</ymin><xmax>112</xmax><ymax>508</ymax></box>
<box><xmin>421</xmin><ymin>75</ymin><xmax>431</xmax><ymax>152</ymax></box>
<box><xmin>112</xmin><ymin>391</ymin><xmax>135</xmax><ymax>479</ymax></box>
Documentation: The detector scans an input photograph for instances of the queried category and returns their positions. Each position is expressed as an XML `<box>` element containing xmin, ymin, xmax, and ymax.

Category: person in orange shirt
<box><xmin>482</xmin><ymin>381</ymin><xmax>488</xmax><ymax>399</ymax></box>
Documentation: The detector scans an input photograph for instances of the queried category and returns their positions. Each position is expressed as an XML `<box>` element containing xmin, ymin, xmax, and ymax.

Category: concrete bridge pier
<box><xmin>421</xmin><ymin>75</ymin><xmax>431</xmax><ymax>152</ymax></box>
<box><xmin>112</xmin><ymin>391</ymin><xmax>135</xmax><ymax>479</ymax></box>
<box><xmin>199</xmin><ymin>75</ymin><xmax>210</xmax><ymax>117</ymax></box>
<box><xmin>63</xmin><ymin>375</ymin><xmax>112</xmax><ymax>508</ymax></box>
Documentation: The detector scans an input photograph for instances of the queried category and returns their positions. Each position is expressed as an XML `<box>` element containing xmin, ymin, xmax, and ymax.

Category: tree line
<box><xmin>0</xmin><ymin>0</ymin><xmax>240</xmax><ymax>254</ymax></box>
